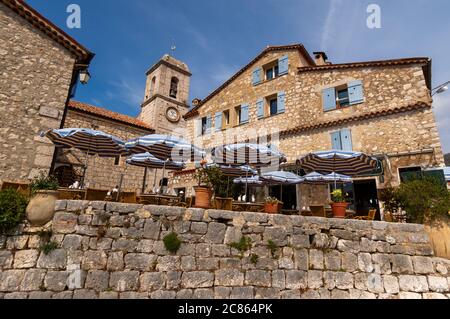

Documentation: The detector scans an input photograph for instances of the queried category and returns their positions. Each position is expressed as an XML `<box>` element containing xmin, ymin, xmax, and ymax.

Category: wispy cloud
<box><xmin>321</xmin><ymin>0</ymin><xmax>342</xmax><ymax>51</ymax></box>
<box><xmin>433</xmin><ymin>94</ymin><xmax>450</xmax><ymax>153</ymax></box>
<box><xmin>108</xmin><ymin>78</ymin><xmax>144</xmax><ymax>112</ymax></box>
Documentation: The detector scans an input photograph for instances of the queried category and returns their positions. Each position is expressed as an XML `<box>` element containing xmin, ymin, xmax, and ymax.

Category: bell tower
<box><xmin>139</xmin><ymin>54</ymin><xmax>191</xmax><ymax>134</ymax></box>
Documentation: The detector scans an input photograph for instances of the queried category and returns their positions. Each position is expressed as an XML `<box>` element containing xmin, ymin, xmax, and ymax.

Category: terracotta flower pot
<box><xmin>214</xmin><ymin>197</ymin><xmax>233</xmax><ymax>211</ymax></box>
<box><xmin>194</xmin><ymin>186</ymin><xmax>213</xmax><ymax>209</ymax></box>
<box><xmin>26</xmin><ymin>190</ymin><xmax>59</xmax><ymax>226</ymax></box>
<box><xmin>264</xmin><ymin>203</ymin><xmax>282</xmax><ymax>214</ymax></box>
<box><xmin>331</xmin><ymin>202</ymin><xmax>348</xmax><ymax>219</ymax></box>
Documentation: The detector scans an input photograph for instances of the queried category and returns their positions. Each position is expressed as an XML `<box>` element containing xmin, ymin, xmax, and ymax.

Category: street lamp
<box><xmin>79</xmin><ymin>69</ymin><xmax>91</xmax><ymax>85</ymax></box>
<box><xmin>431</xmin><ymin>81</ymin><xmax>450</xmax><ymax>96</ymax></box>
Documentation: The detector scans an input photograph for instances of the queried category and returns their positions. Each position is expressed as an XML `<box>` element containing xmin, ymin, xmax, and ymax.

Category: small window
<box><xmin>265</xmin><ymin>65</ymin><xmax>279</xmax><ymax>81</ymax></box>
<box><xmin>399</xmin><ymin>167</ymin><xmax>422</xmax><ymax>183</ymax></box>
<box><xmin>114</xmin><ymin>156</ymin><xmax>120</xmax><ymax>166</ymax></box>
<box><xmin>201</xmin><ymin>117</ymin><xmax>208</xmax><ymax>135</ymax></box>
<box><xmin>169</xmin><ymin>77</ymin><xmax>179</xmax><ymax>99</ymax></box>
<box><xmin>336</xmin><ymin>86</ymin><xmax>350</xmax><ymax>108</ymax></box>
<box><xmin>223</xmin><ymin>110</ymin><xmax>230</xmax><ymax>127</ymax></box>
<box><xmin>235</xmin><ymin>106</ymin><xmax>242</xmax><ymax>125</ymax></box>
<box><xmin>269</xmin><ymin>98</ymin><xmax>278</xmax><ymax>116</ymax></box>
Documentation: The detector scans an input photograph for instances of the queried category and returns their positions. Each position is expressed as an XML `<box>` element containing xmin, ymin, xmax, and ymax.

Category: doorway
<box><xmin>269</xmin><ymin>185</ymin><xmax>297</xmax><ymax>210</ymax></box>
<box><xmin>353</xmin><ymin>179</ymin><xmax>380</xmax><ymax>219</ymax></box>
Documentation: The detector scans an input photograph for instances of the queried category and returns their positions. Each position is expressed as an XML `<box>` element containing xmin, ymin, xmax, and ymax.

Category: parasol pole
<box><xmin>141</xmin><ymin>166</ymin><xmax>148</xmax><ymax>194</ymax></box>
<box><xmin>160</xmin><ymin>159</ymin><xmax>167</xmax><ymax>194</ymax></box>
<box><xmin>245</xmin><ymin>168</ymin><xmax>249</xmax><ymax>202</ymax></box>
<box><xmin>153</xmin><ymin>168</ymin><xmax>158</xmax><ymax>192</ymax></box>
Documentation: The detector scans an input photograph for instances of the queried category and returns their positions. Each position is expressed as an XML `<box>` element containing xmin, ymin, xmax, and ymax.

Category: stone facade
<box><xmin>58</xmin><ymin>106</ymin><xmax>163</xmax><ymax>192</ymax></box>
<box><xmin>0</xmin><ymin>201</ymin><xmax>449</xmax><ymax>299</ymax></box>
<box><xmin>0</xmin><ymin>2</ymin><xmax>77</xmax><ymax>183</ymax></box>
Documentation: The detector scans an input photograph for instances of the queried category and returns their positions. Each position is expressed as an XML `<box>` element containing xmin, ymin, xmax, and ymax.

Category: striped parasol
<box><xmin>43</xmin><ymin>128</ymin><xmax>126</xmax><ymax>157</ymax></box>
<box><xmin>297</xmin><ymin>150</ymin><xmax>378</xmax><ymax>176</ymax></box>
<box><xmin>125</xmin><ymin>134</ymin><xmax>205</xmax><ymax>162</ymax></box>
<box><xmin>302</xmin><ymin>172</ymin><xmax>353</xmax><ymax>184</ymax></box>
<box><xmin>206</xmin><ymin>164</ymin><xmax>257</xmax><ymax>177</ymax></box>
<box><xmin>233</xmin><ymin>175</ymin><xmax>266</xmax><ymax>186</ymax></box>
<box><xmin>261</xmin><ymin>171</ymin><xmax>304</xmax><ymax>184</ymax></box>
<box><xmin>212</xmin><ymin>143</ymin><xmax>287</xmax><ymax>167</ymax></box>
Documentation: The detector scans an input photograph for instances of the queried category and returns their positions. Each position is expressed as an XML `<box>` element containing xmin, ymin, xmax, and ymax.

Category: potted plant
<box><xmin>264</xmin><ymin>197</ymin><xmax>283</xmax><ymax>214</ymax></box>
<box><xmin>193</xmin><ymin>160</ymin><xmax>214</xmax><ymax>209</ymax></box>
<box><xmin>26</xmin><ymin>171</ymin><xmax>59</xmax><ymax>226</ymax></box>
<box><xmin>331</xmin><ymin>189</ymin><xmax>348</xmax><ymax>219</ymax></box>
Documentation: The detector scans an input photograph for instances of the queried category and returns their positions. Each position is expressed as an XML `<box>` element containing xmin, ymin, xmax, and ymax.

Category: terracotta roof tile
<box><xmin>1</xmin><ymin>0</ymin><xmax>94</xmax><ymax>64</ymax></box>
<box><xmin>297</xmin><ymin>57</ymin><xmax>430</xmax><ymax>73</ymax></box>
<box><xmin>183</xmin><ymin>44</ymin><xmax>315</xmax><ymax>119</ymax></box>
<box><xmin>68</xmin><ymin>100</ymin><xmax>154</xmax><ymax>132</ymax></box>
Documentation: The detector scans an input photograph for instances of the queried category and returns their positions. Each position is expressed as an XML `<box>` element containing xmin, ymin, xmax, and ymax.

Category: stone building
<box><xmin>174</xmin><ymin>44</ymin><xmax>445</xmax><ymax>214</ymax></box>
<box><xmin>0</xmin><ymin>0</ymin><xmax>93</xmax><ymax>184</ymax></box>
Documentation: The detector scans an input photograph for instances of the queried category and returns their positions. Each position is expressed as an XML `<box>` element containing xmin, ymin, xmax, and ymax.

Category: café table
<box><xmin>139</xmin><ymin>193</ymin><xmax>181</xmax><ymax>206</ymax></box>
<box><xmin>232</xmin><ymin>201</ymin><xmax>265</xmax><ymax>213</ymax></box>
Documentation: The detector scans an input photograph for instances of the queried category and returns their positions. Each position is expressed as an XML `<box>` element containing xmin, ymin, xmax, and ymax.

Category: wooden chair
<box><xmin>1</xmin><ymin>181</ymin><xmax>31</xmax><ymax>197</ymax></box>
<box><xmin>384</xmin><ymin>212</ymin><xmax>394</xmax><ymax>222</ymax></box>
<box><xmin>353</xmin><ymin>209</ymin><xmax>377</xmax><ymax>221</ymax></box>
<box><xmin>85</xmin><ymin>188</ymin><xmax>109</xmax><ymax>201</ymax></box>
<box><xmin>120</xmin><ymin>192</ymin><xmax>137</xmax><ymax>204</ymax></box>
<box><xmin>310</xmin><ymin>205</ymin><xmax>327</xmax><ymax>218</ymax></box>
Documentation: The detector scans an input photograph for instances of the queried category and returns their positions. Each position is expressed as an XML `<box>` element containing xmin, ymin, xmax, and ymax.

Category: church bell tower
<box><xmin>139</xmin><ymin>54</ymin><xmax>191</xmax><ymax>134</ymax></box>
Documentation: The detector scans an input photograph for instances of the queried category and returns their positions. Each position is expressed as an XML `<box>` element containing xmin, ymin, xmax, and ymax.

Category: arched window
<box><xmin>169</xmin><ymin>77</ymin><xmax>179</xmax><ymax>99</ymax></box>
<box><xmin>149</xmin><ymin>76</ymin><xmax>156</xmax><ymax>98</ymax></box>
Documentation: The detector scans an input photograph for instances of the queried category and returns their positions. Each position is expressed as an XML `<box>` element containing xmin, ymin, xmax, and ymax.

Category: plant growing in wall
<box><xmin>26</xmin><ymin>171</ymin><xmax>60</xmax><ymax>227</ymax></box>
<box><xmin>163</xmin><ymin>232</ymin><xmax>182</xmax><ymax>253</ymax></box>
<box><xmin>0</xmin><ymin>188</ymin><xmax>28</xmax><ymax>234</ymax></box>
<box><xmin>267</xmin><ymin>240</ymin><xmax>279</xmax><ymax>259</ymax></box>
<box><xmin>229</xmin><ymin>236</ymin><xmax>252</xmax><ymax>258</ymax></box>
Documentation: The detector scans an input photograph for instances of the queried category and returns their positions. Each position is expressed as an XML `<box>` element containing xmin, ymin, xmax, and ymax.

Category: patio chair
<box><xmin>120</xmin><ymin>191</ymin><xmax>137</xmax><ymax>204</ymax></box>
<box><xmin>310</xmin><ymin>205</ymin><xmax>327</xmax><ymax>218</ymax></box>
<box><xmin>353</xmin><ymin>209</ymin><xmax>377</xmax><ymax>221</ymax></box>
<box><xmin>1</xmin><ymin>181</ymin><xmax>31</xmax><ymax>197</ymax></box>
<box><xmin>384</xmin><ymin>212</ymin><xmax>394</xmax><ymax>222</ymax></box>
<box><xmin>85</xmin><ymin>188</ymin><xmax>109</xmax><ymax>201</ymax></box>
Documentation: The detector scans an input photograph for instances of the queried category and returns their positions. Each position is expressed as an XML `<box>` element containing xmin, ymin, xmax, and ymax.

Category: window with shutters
<box><xmin>223</xmin><ymin>110</ymin><xmax>230</xmax><ymax>128</ymax></box>
<box><xmin>201</xmin><ymin>116</ymin><xmax>208</xmax><ymax>135</ymax></box>
<box><xmin>235</xmin><ymin>106</ymin><xmax>242</xmax><ymax>125</ymax></box>
<box><xmin>258</xmin><ymin>92</ymin><xmax>286</xmax><ymax>119</ymax></box>
<box><xmin>253</xmin><ymin>55</ymin><xmax>288</xmax><ymax>85</ymax></box>
<box><xmin>234</xmin><ymin>104</ymin><xmax>249</xmax><ymax>125</ymax></box>
<box><xmin>322</xmin><ymin>80</ymin><xmax>364</xmax><ymax>112</ymax></box>
<box><xmin>330</xmin><ymin>129</ymin><xmax>353</xmax><ymax>151</ymax></box>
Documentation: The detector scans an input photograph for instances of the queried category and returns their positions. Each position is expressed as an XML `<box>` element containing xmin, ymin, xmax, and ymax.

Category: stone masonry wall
<box><xmin>0</xmin><ymin>3</ymin><xmax>77</xmax><ymax>183</ymax></box>
<box><xmin>0</xmin><ymin>201</ymin><xmax>450</xmax><ymax>299</ymax></box>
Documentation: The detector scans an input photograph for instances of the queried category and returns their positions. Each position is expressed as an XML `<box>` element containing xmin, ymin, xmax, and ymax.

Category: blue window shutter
<box><xmin>348</xmin><ymin>80</ymin><xmax>364</xmax><ymax>105</ymax></box>
<box><xmin>252</xmin><ymin>67</ymin><xmax>262</xmax><ymax>85</ymax></box>
<box><xmin>323</xmin><ymin>87</ymin><xmax>337</xmax><ymax>112</ymax></box>
<box><xmin>340</xmin><ymin>129</ymin><xmax>353</xmax><ymax>151</ymax></box>
<box><xmin>206</xmin><ymin>115</ymin><xmax>212</xmax><ymax>134</ymax></box>
<box><xmin>256</xmin><ymin>98</ymin><xmax>264</xmax><ymax>119</ymax></box>
<box><xmin>215</xmin><ymin>112</ymin><xmax>222</xmax><ymax>132</ymax></box>
<box><xmin>331</xmin><ymin>131</ymin><xmax>342</xmax><ymax>150</ymax></box>
<box><xmin>277</xmin><ymin>91</ymin><xmax>286</xmax><ymax>114</ymax></box>
<box><xmin>195</xmin><ymin>118</ymin><xmax>202</xmax><ymax>137</ymax></box>
<box><xmin>278</xmin><ymin>55</ymin><xmax>289</xmax><ymax>75</ymax></box>
<box><xmin>241</xmin><ymin>104</ymin><xmax>249</xmax><ymax>124</ymax></box>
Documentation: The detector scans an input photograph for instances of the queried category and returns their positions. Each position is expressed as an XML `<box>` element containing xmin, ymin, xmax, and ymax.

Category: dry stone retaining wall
<box><xmin>0</xmin><ymin>201</ymin><xmax>450</xmax><ymax>299</ymax></box>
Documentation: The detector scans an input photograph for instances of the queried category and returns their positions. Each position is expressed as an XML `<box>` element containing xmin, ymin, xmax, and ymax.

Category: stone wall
<box><xmin>1</xmin><ymin>201</ymin><xmax>449</xmax><ymax>299</ymax></box>
<box><xmin>60</xmin><ymin>110</ymin><xmax>164</xmax><ymax>192</ymax></box>
<box><xmin>0</xmin><ymin>3</ymin><xmax>76</xmax><ymax>183</ymax></box>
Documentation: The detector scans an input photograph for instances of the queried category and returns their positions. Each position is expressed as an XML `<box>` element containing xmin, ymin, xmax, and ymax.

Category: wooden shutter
<box><xmin>348</xmin><ymin>80</ymin><xmax>364</xmax><ymax>105</ymax></box>
<box><xmin>278</xmin><ymin>55</ymin><xmax>289</xmax><ymax>75</ymax></box>
<box><xmin>277</xmin><ymin>91</ymin><xmax>286</xmax><ymax>114</ymax></box>
<box><xmin>215</xmin><ymin>112</ymin><xmax>222</xmax><ymax>132</ymax></box>
<box><xmin>323</xmin><ymin>87</ymin><xmax>337</xmax><ymax>111</ymax></box>
<box><xmin>195</xmin><ymin>118</ymin><xmax>202</xmax><ymax>137</ymax></box>
<box><xmin>256</xmin><ymin>98</ymin><xmax>264</xmax><ymax>119</ymax></box>
<box><xmin>241</xmin><ymin>104</ymin><xmax>249</xmax><ymax>124</ymax></box>
<box><xmin>206</xmin><ymin>115</ymin><xmax>212</xmax><ymax>134</ymax></box>
<box><xmin>340</xmin><ymin>129</ymin><xmax>353</xmax><ymax>151</ymax></box>
<box><xmin>252</xmin><ymin>67</ymin><xmax>262</xmax><ymax>85</ymax></box>
<box><xmin>331</xmin><ymin>131</ymin><xmax>342</xmax><ymax>150</ymax></box>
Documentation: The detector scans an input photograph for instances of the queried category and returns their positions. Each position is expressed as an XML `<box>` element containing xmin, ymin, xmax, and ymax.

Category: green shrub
<box><xmin>396</xmin><ymin>177</ymin><xmax>450</xmax><ymax>224</ymax></box>
<box><xmin>163</xmin><ymin>232</ymin><xmax>182</xmax><ymax>253</ymax></box>
<box><xmin>30</xmin><ymin>171</ymin><xmax>59</xmax><ymax>194</ymax></box>
<box><xmin>39</xmin><ymin>241</ymin><xmax>59</xmax><ymax>255</ymax></box>
<box><xmin>195</xmin><ymin>165</ymin><xmax>240</xmax><ymax>198</ymax></box>
<box><xmin>250</xmin><ymin>253</ymin><xmax>259</xmax><ymax>265</ymax></box>
<box><xmin>229</xmin><ymin>236</ymin><xmax>252</xmax><ymax>253</ymax></box>
<box><xmin>267</xmin><ymin>240</ymin><xmax>278</xmax><ymax>258</ymax></box>
<box><xmin>378</xmin><ymin>187</ymin><xmax>402</xmax><ymax>214</ymax></box>
<box><xmin>0</xmin><ymin>188</ymin><xmax>28</xmax><ymax>233</ymax></box>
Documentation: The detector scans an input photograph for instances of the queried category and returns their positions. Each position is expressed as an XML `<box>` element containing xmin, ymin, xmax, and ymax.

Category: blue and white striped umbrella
<box><xmin>206</xmin><ymin>163</ymin><xmax>257</xmax><ymax>177</ymax></box>
<box><xmin>261</xmin><ymin>171</ymin><xmax>304</xmax><ymax>185</ymax></box>
<box><xmin>233</xmin><ymin>175</ymin><xmax>266</xmax><ymax>186</ymax></box>
<box><xmin>43</xmin><ymin>128</ymin><xmax>125</xmax><ymax>157</ymax></box>
<box><xmin>212</xmin><ymin>143</ymin><xmax>287</xmax><ymax>167</ymax></box>
<box><xmin>302</xmin><ymin>172</ymin><xmax>352</xmax><ymax>184</ymax></box>
<box><xmin>297</xmin><ymin>150</ymin><xmax>378</xmax><ymax>176</ymax></box>
<box><xmin>125</xmin><ymin>134</ymin><xmax>205</xmax><ymax>162</ymax></box>
<box><xmin>126</xmin><ymin>152</ymin><xmax>185</xmax><ymax>171</ymax></box>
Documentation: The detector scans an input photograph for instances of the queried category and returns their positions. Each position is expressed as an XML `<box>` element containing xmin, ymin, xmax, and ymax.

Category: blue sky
<box><xmin>28</xmin><ymin>0</ymin><xmax>450</xmax><ymax>153</ymax></box>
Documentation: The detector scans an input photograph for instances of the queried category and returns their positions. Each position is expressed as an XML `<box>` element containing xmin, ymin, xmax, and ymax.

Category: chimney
<box><xmin>313</xmin><ymin>52</ymin><xmax>330</xmax><ymax>66</ymax></box>
<box><xmin>192</xmin><ymin>98</ymin><xmax>202</xmax><ymax>107</ymax></box>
